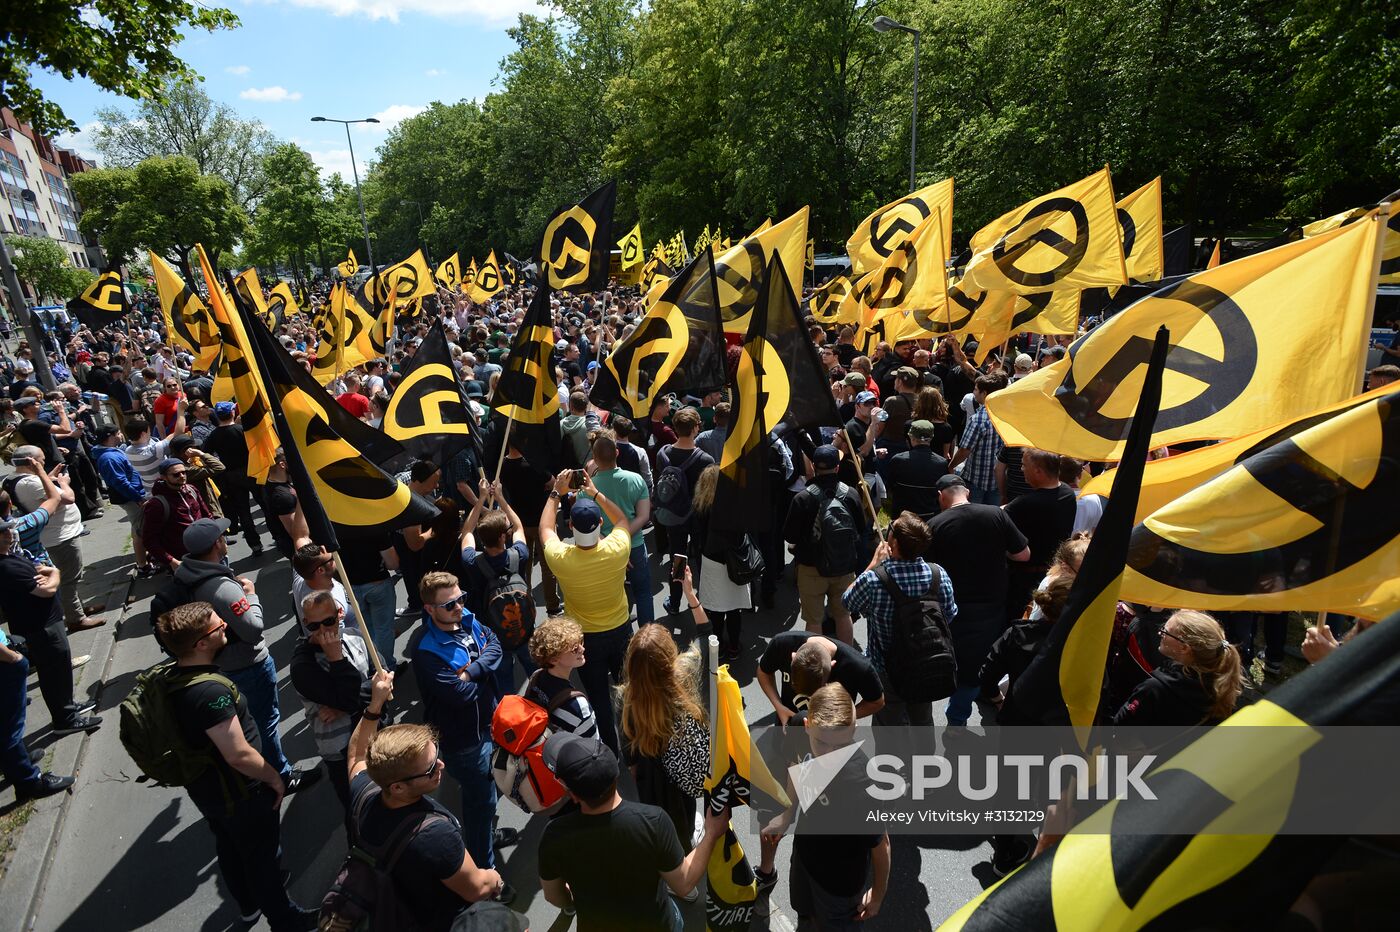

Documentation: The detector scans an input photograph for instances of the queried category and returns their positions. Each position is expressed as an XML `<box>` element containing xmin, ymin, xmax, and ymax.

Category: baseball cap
<box><xmin>586</xmin><ymin>361</ymin><xmax>600</xmax><ymax>372</ymax></box>
<box><xmin>555</xmin><ymin>339</ymin><xmax>569</xmax><ymax>352</ymax></box>
<box><xmin>182</xmin><ymin>517</ymin><xmax>231</xmax><ymax>555</ymax></box>
<box><xmin>570</xmin><ymin>497</ymin><xmax>603</xmax><ymax>547</ymax></box>
<box><xmin>843</xmin><ymin>372</ymin><xmax>867</xmax><ymax>389</ymax></box>
<box><xmin>855</xmin><ymin>390</ymin><xmax>877</xmax><ymax>405</ymax></box>
<box><xmin>936</xmin><ymin>473</ymin><xmax>968</xmax><ymax>492</ymax></box>
<box><xmin>14</xmin><ymin>395</ymin><xmax>38</xmax><ymax>409</ymax></box>
<box><xmin>1014</xmin><ymin>353</ymin><xmax>1033</xmax><ymax>371</ymax></box>
<box><xmin>909</xmin><ymin>419</ymin><xmax>935</xmax><ymax>440</ymax></box>
<box><xmin>214</xmin><ymin>401</ymin><xmax>236</xmax><ymax>418</ymax></box>
<box><xmin>542</xmin><ymin>733</ymin><xmax>618</xmax><ymax>799</ymax></box>
<box><xmin>811</xmin><ymin>444</ymin><xmax>840</xmax><ymax>469</ymax></box>
<box><xmin>895</xmin><ymin>365</ymin><xmax>919</xmax><ymax>383</ymax></box>
<box><xmin>463</xmin><ymin>381</ymin><xmax>485</xmax><ymax>399</ymax></box>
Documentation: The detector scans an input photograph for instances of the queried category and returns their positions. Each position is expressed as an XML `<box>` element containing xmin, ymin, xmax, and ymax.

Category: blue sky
<box><xmin>35</xmin><ymin>0</ymin><xmax>545</xmax><ymax>179</ymax></box>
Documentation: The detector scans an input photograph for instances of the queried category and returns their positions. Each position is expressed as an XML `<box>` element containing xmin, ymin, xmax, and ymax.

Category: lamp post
<box><xmin>872</xmin><ymin>15</ymin><xmax>921</xmax><ymax>193</ymax></box>
<box><xmin>311</xmin><ymin>115</ymin><xmax>379</xmax><ymax>271</ymax></box>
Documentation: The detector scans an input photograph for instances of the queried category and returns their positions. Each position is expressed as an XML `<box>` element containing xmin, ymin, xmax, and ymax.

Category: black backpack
<box><xmin>810</xmin><ymin>483</ymin><xmax>861</xmax><ymax>577</ymax></box>
<box><xmin>320</xmin><ymin>786</ymin><xmax>450</xmax><ymax>932</ymax></box>
<box><xmin>874</xmin><ymin>564</ymin><xmax>957</xmax><ymax>702</ymax></box>
<box><xmin>472</xmin><ymin>549</ymin><xmax>535</xmax><ymax>650</ymax></box>
<box><xmin>653</xmin><ymin>447</ymin><xmax>701</xmax><ymax>526</ymax></box>
<box><xmin>149</xmin><ymin>576</ymin><xmax>197</xmax><ymax>656</ymax></box>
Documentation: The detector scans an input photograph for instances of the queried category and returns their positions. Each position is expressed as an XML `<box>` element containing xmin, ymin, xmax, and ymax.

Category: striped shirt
<box><xmin>122</xmin><ymin>436</ymin><xmax>174</xmax><ymax>492</ymax></box>
<box><xmin>958</xmin><ymin>405</ymin><xmax>1003</xmax><ymax>493</ymax></box>
<box><xmin>844</xmin><ymin>557</ymin><xmax>958</xmax><ymax>674</ymax></box>
<box><xmin>5</xmin><ymin>505</ymin><xmax>51</xmax><ymax>561</ymax></box>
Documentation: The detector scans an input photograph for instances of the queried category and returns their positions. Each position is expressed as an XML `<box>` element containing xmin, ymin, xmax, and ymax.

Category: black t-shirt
<box><xmin>537</xmin><ymin>799</ymin><xmax>684</xmax><ymax>932</ymax></box>
<box><xmin>498</xmin><ymin>455</ymin><xmax>550</xmax><ymax>528</ymax></box>
<box><xmin>0</xmin><ymin>553</ymin><xmax>62</xmax><ymax>631</ymax></box>
<box><xmin>1003</xmin><ymin>484</ymin><xmax>1078</xmax><ymax>571</ymax></box>
<box><xmin>997</xmin><ymin>446</ymin><xmax>1033</xmax><ymax>503</ymax></box>
<box><xmin>562</xmin><ymin>359</ymin><xmax>583</xmax><ymax>384</ymax></box>
<box><xmin>885</xmin><ymin>447</ymin><xmax>948</xmax><ymax>520</ymax></box>
<box><xmin>833</xmin><ymin>343</ymin><xmax>858</xmax><ymax>368</ymax></box>
<box><xmin>170</xmin><ymin>667</ymin><xmax>261</xmax><ymax>813</ymax></box>
<box><xmin>793</xmin><ymin>746</ymin><xmax>881</xmax><ymax>896</ymax></box>
<box><xmin>262</xmin><ymin>480</ymin><xmax>297</xmax><ymax>552</ymax></box>
<box><xmin>759</xmin><ymin>631</ymin><xmax>883</xmax><ymax>713</ymax></box>
<box><xmin>341</xmin><ymin>530</ymin><xmax>392</xmax><ymax>584</ymax></box>
<box><xmin>927</xmin><ymin>503</ymin><xmax>1028</xmax><ymax>606</ymax></box>
<box><xmin>349</xmin><ymin>771</ymin><xmax>469</xmax><ymax>931</ymax></box>
<box><xmin>842</xmin><ymin>416</ymin><xmax>867</xmax><ymax>451</ymax></box>
<box><xmin>203</xmin><ymin>424</ymin><xmax>249</xmax><ymax>479</ymax></box>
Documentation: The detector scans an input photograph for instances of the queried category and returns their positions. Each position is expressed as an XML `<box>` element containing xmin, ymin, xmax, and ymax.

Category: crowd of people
<box><xmin>1</xmin><ymin>268</ymin><xmax>1397</xmax><ymax>931</ymax></box>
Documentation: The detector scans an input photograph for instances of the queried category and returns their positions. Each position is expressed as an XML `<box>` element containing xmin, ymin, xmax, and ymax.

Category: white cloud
<box><xmin>270</xmin><ymin>0</ymin><xmax>541</xmax><ymax>25</ymax></box>
<box><xmin>425</xmin><ymin>68</ymin><xmax>445</xmax><ymax>77</ymax></box>
<box><xmin>225</xmin><ymin>64</ymin><xmax>251</xmax><ymax>75</ymax></box>
<box><xmin>307</xmin><ymin>147</ymin><xmax>357</xmax><ymax>180</ymax></box>
<box><xmin>55</xmin><ymin>121</ymin><xmax>102</xmax><ymax>162</ymax></box>
<box><xmin>239</xmin><ymin>86</ymin><xmax>303</xmax><ymax>102</ymax></box>
<box><xmin>352</xmin><ymin>104</ymin><xmax>427</xmax><ymax>132</ymax></box>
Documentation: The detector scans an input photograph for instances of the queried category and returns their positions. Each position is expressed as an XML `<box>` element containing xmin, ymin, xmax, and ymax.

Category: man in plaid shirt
<box><xmin>843</xmin><ymin>513</ymin><xmax>957</xmax><ymax>726</ymax></box>
<box><xmin>949</xmin><ymin>375</ymin><xmax>1007</xmax><ymax>505</ymax></box>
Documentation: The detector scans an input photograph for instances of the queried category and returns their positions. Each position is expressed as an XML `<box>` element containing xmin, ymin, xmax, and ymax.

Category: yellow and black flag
<box><xmin>963</xmin><ymin>167</ymin><xmax>1127</xmax><ymax>294</ymax></box>
<box><xmin>1117</xmin><ymin>176</ymin><xmax>1165</xmax><ymax>284</ymax></box>
<box><xmin>967</xmin><ymin>288</ymin><xmax>1081</xmax><ymax>365</ymax></box>
<box><xmin>501</xmin><ymin>255</ymin><xmax>519</xmax><ymax>288</ymax></box>
<box><xmin>196</xmin><ymin>245</ymin><xmax>280</xmax><ymax>480</ymax></box>
<box><xmin>1304</xmin><ymin>198</ymin><xmax>1400</xmax><ymax>284</ymax></box>
<box><xmin>987</xmin><ymin>211</ymin><xmax>1383</xmax><ymax>461</ymax></box>
<box><xmin>462</xmin><ymin>257</ymin><xmax>478</xmax><ymax>291</ymax></box>
<box><xmin>340</xmin><ymin>282</ymin><xmax>382</xmax><ymax>369</ymax></box>
<box><xmin>309</xmin><ymin>283</ymin><xmax>349</xmax><ymax>386</ymax></box>
<box><xmin>539</xmin><ymin>180</ymin><xmax>616</xmax><ymax>293</ymax></box>
<box><xmin>67</xmin><ymin>268</ymin><xmax>130</xmax><ymax>332</ymax></box>
<box><xmin>857</xmin><ymin>207</ymin><xmax>949</xmax><ymax>331</ymax></box>
<box><xmin>383</xmin><ymin>319</ymin><xmax>481</xmax><ymax>468</ymax></box>
<box><xmin>617</xmin><ymin>222</ymin><xmax>644</xmax><ymax>270</ymax></box>
<box><xmin>468</xmin><ymin>249</ymin><xmax>504</xmax><ymax>304</ymax></box>
<box><xmin>364</xmin><ymin>248</ymin><xmax>435</xmax><ymax>329</ymax></box>
<box><xmin>847</xmin><ymin>177</ymin><xmax>954</xmax><ymax>276</ymax></box>
<box><xmin>1007</xmin><ymin>326</ymin><xmax>1170</xmax><ymax>735</ymax></box>
<box><xmin>666</xmin><ymin>231</ymin><xmax>688</xmax><ymax>267</ymax></box>
<box><xmin>338</xmin><ymin>249</ymin><xmax>358</xmax><ymax>278</ymax></box>
<box><xmin>233</xmin><ymin>267</ymin><xmax>286</xmax><ymax>332</ymax></box>
<box><xmin>590</xmin><ymin>250</ymin><xmax>727</xmax><ymax>419</ymax></box>
<box><xmin>268</xmin><ymin>281</ymin><xmax>298</xmax><ymax>323</ymax></box>
<box><xmin>150</xmin><ymin>253</ymin><xmax>220</xmax><ymax>371</ymax></box>
<box><xmin>891</xmin><ymin>277</ymin><xmax>981</xmax><ymax>342</ymax></box>
<box><xmin>708</xmin><ymin>207</ymin><xmax>810</xmax><ymax>334</ymax></box>
<box><xmin>807</xmin><ymin>273</ymin><xmax>855</xmax><ymax>325</ymax></box>
<box><xmin>712</xmin><ymin>253</ymin><xmax>841</xmax><ymax>536</ymax></box>
<box><xmin>435</xmin><ymin>252</ymin><xmax>462</xmax><ymax>291</ymax></box>
<box><xmin>1119</xmin><ymin>386</ymin><xmax>1400</xmax><ymax>620</ymax></box>
<box><xmin>639</xmin><ymin>244</ymin><xmax>674</xmax><ymax>299</ymax></box>
<box><xmin>492</xmin><ymin>284</ymin><xmax>562</xmax><ymax>470</ymax></box>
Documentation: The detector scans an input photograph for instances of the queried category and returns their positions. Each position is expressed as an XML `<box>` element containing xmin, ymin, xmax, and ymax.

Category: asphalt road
<box><xmin>4</xmin><ymin>509</ymin><xmax>995</xmax><ymax>932</ymax></box>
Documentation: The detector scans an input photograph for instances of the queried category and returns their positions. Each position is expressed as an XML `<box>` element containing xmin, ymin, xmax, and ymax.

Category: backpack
<box><xmin>0</xmin><ymin>423</ymin><xmax>19</xmax><ymax>465</ymax></box>
<box><xmin>319</xmin><ymin>785</ymin><xmax>450</xmax><ymax>932</ymax></box>
<box><xmin>810</xmin><ymin>483</ymin><xmax>861</xmax><ymax>577</ymax></box>
<box><xmin>118</xmin><ymin>660</ymin><xmax>236</xmax><ymax>786</ymax></box>
<box><xmin>471</xmin><ymin>549</ymin><xmax>535</xmax><ymax>650</ymax></box>
<box><xmin>490</xmin><ymin>671</ymin><xmax>580</xmax><ymax>814</ymax></box>
<box><xmin>873</xmin><ymin>564</ymin><xmax>957</xmax><ymax>703</ymax></box>
<box><xmin>654</xmin><ymin>447</ymin><xmax>702</xmax><ymax>526</ymax></box>
<box><xmin>148</xmin><ymin>576</ymin><xmax>198</xmax><ymax>655</ymax></box>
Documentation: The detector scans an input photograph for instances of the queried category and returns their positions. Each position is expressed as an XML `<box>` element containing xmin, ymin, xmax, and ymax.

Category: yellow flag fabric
<box><xmin>309</xmin><ymin>283</ymin><xmax>350</xmax><ymax>386</ymax></box>
<box><xmin>338</xmin><ymin>249</ymin><xmax>357</xmax><ymax>278</ymax></box>
<box><xmin>1302</xmin><ymin>206</ymin><xmax>1367</xmax><ymax>237</ymax></box>
<box><xmin>617</xmin><ymin>222</ymin><xmax>644</xmax><ymax>270</ymax></box>
<box><xmin>1206</xmin><ymin>240</ymin><xmax>1221</xmax><ymax>268</ymax></box>
<box><xmin>964</xmin><ymin>167</ymin><xmax>1127</xmax><ymax>294</ymax></box>
<box><xmin>847</xmin><ymin>177</ymin><xmax>954</xmax><ymax>276</ymax></box>
<box><xmin>805</xmin><ymin>238</ymin><xmax>815</xmax><ymax>271</ymax></box>
<box><xmin>150</xmin><ymin>253</ymin><xmax>220</xmax><ymax>371</ymax></box>
<box><xmin>968</xmin><ymin>289</ymin><xmax>1081</xmax><ymax>365</ymax></box>
<box><xmin>1305</xmin><ymin>203</ymin><xmax>1400</xmax><ymax>284</ymax></box>
<box><xmin>462</xmin><ymin>257</ymin><xmax>477</xmax><ymax>290</ymax></box>
<box><xmin>1117</xmin><ymin>177</ymin><xmax>1165</xmax><ymax>284</ymax></box>
<box><xmin>889</xmin><ymin>277</ymin><xmax>981</xmax><ymax>341</ymax></box>
<box><xmin>468</xmin><ymin>250</ymin><xmax>504</xmax><ymax>303</ymax></box>
<box><xmin>808</xmin><ymin>274</ymin><xmax>855</xmax><ymax>325</ymax></box>
<box><xmin>712</xmin><ymin>207</ymin><xmax>810</xmax><ymax>334</ymax></box>
<box><xmin>746</xmin><ymin>219</ymin><xmax>771</xmax><ymax>238</ymax></box>
<box><xmin>233</xmin><ymin>267</ymin><xmax>276</xmax><ymax>330</ymax></box>
<box><xmin>268</xmin><ymin>281</ymin><xmax>298</xmax><ymax>323</ymax></box>
<box><xmin>704</xmin><ymin>666</ymin><xmax>790</xmax><ymax>807</ymax></box>
<box><xmin>435</xmin><ymin>252</ymin><xmax>462</xmax><ymax>291</ymax></box>
<box><xmin>640</xmin><ymin>244</ymin><xmax>673</xmax><ymax>300</ymax></box>
<box><xmin>986</xmin><ymin>213</ymin><xmax>1382</xmax><ymax>461</ymax></box>
<box><xmin>857</xmin><ymin>207</ymin><xmax>948</xmax><ymax>331</ymax></box>
<box><xmin>360</xmin><ymin>249</ymin><xmax>434</xmax><ymax>350</ymax></box>
<box><xmin>666</xmin><ymin>231</ymin><xmax>689</xmax><ymax>267</ymax></box>
<box><xmin>196</xmin><ymin>245</ymin><xmax>279</xmax><ymax>480</ymax></box>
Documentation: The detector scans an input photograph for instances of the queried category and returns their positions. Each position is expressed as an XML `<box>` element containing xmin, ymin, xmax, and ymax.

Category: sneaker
<box><xmin>283</xmin><ymin>766</ymin><xmax>323</xmax><ymax>795</ymax></box>
<box><xmin>71</xmin><ymin>654</ymin><xmax>91</xmax><ymax>670</ymax></box>
<box><xmin>66</xmin><ymin>617</ymin><xmax>105</xmax><ymax>633</ymax></box>
<box><xmin>225</xmin><ymin>534</ymin><xmax>239</xmax><ymax>543</ymax></box>
<box><xmin>493</xmin><ymin>826</ymin><xmax>520</xmax><ymax>849</ymax></box>
<box><xmin>51</xmin><ymin>714</ymin><xmax>102</xmax><ymax>736</ymax></box>
<box><xmin>496</xmin><ymin>883</ymin><xmax>517</xmax><ymax>906</ymax></box>
<box><xmin>15</xmin><ymin>772</ymin><xmax>75</xmax><ymax>800</ymax></box>
<box><xmin>237</xmin><ymin>907</ymin><xmax>261</xmax><ymax>924</ymax></box>
<box><xmin>76</xmin><ymin>698</ymin><xmax>99</xmax><ymax>715</ymax></box>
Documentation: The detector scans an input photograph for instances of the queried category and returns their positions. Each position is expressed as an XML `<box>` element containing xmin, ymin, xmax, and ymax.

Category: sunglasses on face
<box><xmin>434</xmin><ymin>596</ymin><xmax>465</xmax><ymax>612</ymax></box>
<box><xmin>403</xmin><ymin>754</ymin><xmax>441</xmax><ymax>783</ymax></box>
<box><xmin>200</xmin><ymin>621</ymin><xmax>228</xmax><ymax>641</ymax></box>
<box><xmin>304</xmin><ymin>617</ymin><xmax>338</xmax><ymax>632</ymax></box>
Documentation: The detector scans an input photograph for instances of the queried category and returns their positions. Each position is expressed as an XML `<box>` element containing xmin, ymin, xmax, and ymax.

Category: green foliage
<box><xmin>0</xmin><ymin>0</ymin><xmax>239</xmax><ymax>137</ymax></box>
<box><xmin>5</xmin><ymin>234</ymin><xmax>93</xmax><ymax>301</ymax></box>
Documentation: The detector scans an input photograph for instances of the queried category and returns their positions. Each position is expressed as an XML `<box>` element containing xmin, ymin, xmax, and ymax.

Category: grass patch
<box><xmin>0</xmin><ymin>797</ymin><xmax>37</xmax><ymax>883</ymax></box>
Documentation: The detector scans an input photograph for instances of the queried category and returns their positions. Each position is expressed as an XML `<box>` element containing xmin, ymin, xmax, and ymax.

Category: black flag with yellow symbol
<box><xmin>384</xmin><ymin>319</ymin><xmax>481</xmax><ymax>468</ymax></box>
<box><xmin>435</xmin><ymin>252</ymin><xmax>462</xmax><ymax>291</ymax></box>
<box><xmin>711</xmin><ymin>253</ymin><xmax>840</xmax><ymax>538</ymax></box>
<box><xmin>617</xmin><ymin>222</ymin><xmax>644</xmax><ymax>270</ymax></box>
<box><xmin>807</xmin><ymin>273</ymin><xmax>855</xmax><ymax>325</ymax></box>
<box><xmin>468</xmin><ymin>249</ymin><xmax>504</xmax><ymax>304</ymax></box>
<box><xmin>1116</xmin><ymin>177</ymin><xmax>1165</xmax><ymax>284</ymax></box>
<box><xmin>847</xmin><ymin>177</ymin><xmax>954</xmax><ymax>276</ymax></box>
<box><xmin>1119</xmin><ymin>386</ymin><xmax>1400</xmax><ymax>621</ymax></box>
<box><xmin>640</xmin><ymin>244</ymin><xmax>674</xmax><ymax>300</ymax></box>
<box><xmin>501</xmin><ymin>255</ymin><xmax>519</xmax><ymax>288</ymax></box>
<box><xmin>196</xmin><ymin>245</ymin><xmax>280</xmax><ymax>481</ymax></box>
<box><xmin>67</xmin><ymin>268</ymin><xmax>130</xmax><ymax>332</ymax></box>
<box><xmin>492</xmin><ymin>284</ymin><xmax>562</xmax><ymax>471</ymax></box>
<box><xmin>709</xmin><ymin>207</ymin><xmax>809</xmax><ymax>335</ymax></box>
<box><xmin>963</xmin><ymin>167</ymin><xmax>1127</xmax><ymax>295</ymax></box>
<box><xmin>590</xmin><ymin>249</ymin><xmax>727</xmax><ymax>419</ymax></box>
<box><xmin>987</xmin><ymin>211</ymin><xmax>1383</xmax><ymax>461</ymax></box>
<box><xmin>939</xmin><ymin>603</ymin><xmax>1400</xmax><ymax>932</ymax></box>
<box><xmin>539</xmin><ymin>180</ymin><xmax>615</xmax><ymax>294</ymax></box>
<box><xmin>150</xmin><ymin>252</ymin><xmax>220</xmax><ymax>371</ymax></box>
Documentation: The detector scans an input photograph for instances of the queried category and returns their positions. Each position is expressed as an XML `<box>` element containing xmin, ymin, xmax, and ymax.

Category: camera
<box><xmin>568</xmin><ymin>469</ymin><xmax>586</xmax><ymax>490</ymax></box>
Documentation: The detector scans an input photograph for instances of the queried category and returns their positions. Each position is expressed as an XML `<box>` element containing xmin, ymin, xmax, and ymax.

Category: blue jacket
<box><xmin>93</xmin><ymin>445</ymin><xmax>145</xmax><ymax>504</ymax></box>
<box><xmin>412</xmin><ymin>611</ymin><xmax>502</xmax><ymax>751</ymax></box>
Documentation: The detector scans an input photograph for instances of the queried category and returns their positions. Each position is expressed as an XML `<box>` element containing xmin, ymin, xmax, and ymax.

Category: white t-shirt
<box><xmin>290</xmin><ymin>575</ymin><xmax>352</xmax><ymax>634</ymax></box>
<box><xmin>1074</xmin><ymin>493</ymin><xmax>1105</xmax><ymax>535</ymax></box>
<box><xmin>14</xmin><ymin>474</ymin><xmax>83</xmax><ymax>547</ymax></box>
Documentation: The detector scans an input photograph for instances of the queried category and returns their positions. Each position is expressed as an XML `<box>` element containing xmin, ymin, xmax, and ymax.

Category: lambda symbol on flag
<box><xmin>542</xmin><ymin>207</ymin><xmax>598</xmax><ymax>290</ymax></box>
<box><xmin>991</xmin><ymin>197</ymin><xmax>1092</xmax><ymax>287</ymax></box>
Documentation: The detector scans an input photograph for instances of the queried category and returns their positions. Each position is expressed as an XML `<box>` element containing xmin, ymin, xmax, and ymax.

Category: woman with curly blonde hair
<box><xmin>617</xmin><ymin>625</ymin><xmax>710</xmax><ymax>859</ymax></box>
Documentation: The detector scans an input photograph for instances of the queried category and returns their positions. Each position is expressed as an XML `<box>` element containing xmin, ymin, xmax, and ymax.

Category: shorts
<box><xmin>118</xmin><ymin>500</ymin><xmax>145</xmax><ymax>536</ymax></box>
<box><xmin>790</xmin><ymin>853</ymin><xmax>868</xmax><ymax>930</ymax></box>
<box><xmin>796</xmin><ymin>564</ymin><xmax>856</xmax><ymax>628</ymax></box>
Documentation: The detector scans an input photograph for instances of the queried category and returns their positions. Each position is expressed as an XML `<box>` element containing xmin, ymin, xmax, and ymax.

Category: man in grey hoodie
<box><xmin>559</xmin><ymin>390</ymin><xmax>591</xmax><ymax>468</ymax></box>
<box><xmin>174</xmin><ymin>518</ymin><xmax>321</xmax><ymax>795</ymax></box>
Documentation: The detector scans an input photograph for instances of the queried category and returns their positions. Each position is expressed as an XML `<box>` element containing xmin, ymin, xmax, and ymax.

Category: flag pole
<box><xmin>1356</xmin><ymin>201</ymin><xmax>1392</xmax><ymax>394</ymax></box>
<box><xmin>493</xmin><ymin>415</ymin><xmax>516</xmax><ymax>481</ymax></box>
<box><xmin>331</xmin><ymin>554</ymin><xmax>386</xmax><ymax>675</ymax></box>
<box><xmin>841</xmin><ymin>426</ymin><xmax>879</xmax><ymax>528</ymax></box>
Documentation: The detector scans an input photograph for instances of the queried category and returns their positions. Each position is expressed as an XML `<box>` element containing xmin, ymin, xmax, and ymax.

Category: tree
<box><xmin>245</xmin><ymin>143</ymin><xmax>328</xmax><ymax>281</ymax></box>
<box><xmin>94</xmin><ymin>79</ymin><xmax>277</xmax><ymax>209</ymax></box>
<box><xmin>5</xmin><ymin>235</ymin><xmax>94</xmax><ymax>302</ymax></box>
<box><xmin>0</xmin><ymin>0</ymin><xmax>238</xmax><ymax>137</ymax></box>
<box><xmin>69</xmin><ymin>155</ymin><xmax>248</xmax><ymax>277</ymax></box>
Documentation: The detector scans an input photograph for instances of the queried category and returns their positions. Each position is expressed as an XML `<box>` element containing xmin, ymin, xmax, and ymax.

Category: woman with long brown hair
<box><xmin>1112</xmin><ymin>609</ymin><xmax>1243</xmax><ymax>726</ymax></box>
<box><xmin>911</xmin><ymin>385</ymin><xmax>954</xmax><ymax>458</ymax></box>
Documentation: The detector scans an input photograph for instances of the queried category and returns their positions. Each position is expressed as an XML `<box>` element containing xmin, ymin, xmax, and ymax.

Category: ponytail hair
<box><xmin>1168</xmin><ymin>610</ymin><xmax>1243</xmax><ymax>720</ymax></box>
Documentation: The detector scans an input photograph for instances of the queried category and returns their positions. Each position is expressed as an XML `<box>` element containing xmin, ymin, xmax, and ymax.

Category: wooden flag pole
<box><xmin>493</xmin><ymin>415</ymin><xmax>516</xmax><ymax>482</ymax></box>
<box><xmin>840</xmin><ymin>426</ymin><xmax>879</xmax><ymax>528</ymax></box>
<box><xmin>330</xmin><ymin>549</ymin><xmax>385</xmax><ymax>675</ymax></box>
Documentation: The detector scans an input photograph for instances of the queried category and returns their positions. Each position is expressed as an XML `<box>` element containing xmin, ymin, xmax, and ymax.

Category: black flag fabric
<box><xmin>383</xmin><ymin>320</ymin><xmax>482</xmax><ymax>467</ymax></box>
<box><xmin>491</xmin><ymin>284</ymin><xmax>562</xmax><ymax>472</ymax></box>
<box><xmin>589</xmin><ymin>249</ymin><xmax>727</xmax><ymax>418</ymax></box>
<box><xmin>68</xmin><ymin>268</ymin><xmax>130</xmax><ymax>331</ymax></box>
<box><xmin>538</xmin><ymin>180</ymin><xmax>616</xmax><ymax>294</ymax></box>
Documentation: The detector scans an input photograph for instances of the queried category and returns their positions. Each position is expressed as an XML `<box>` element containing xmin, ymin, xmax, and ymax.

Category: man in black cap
<box><xmin>883</xmin><ymin>420</ymin><xmax>949</xmax><ymax>522</ymax></box>
<box><xmin>783</xmin><ymin>444</ymin><xmax>869</xmax><ymax>645</ymax></box>
<box><xmin>538</xmin><ymin>733</ymin><xmax>728</xmax><ymax>932</ymax></box>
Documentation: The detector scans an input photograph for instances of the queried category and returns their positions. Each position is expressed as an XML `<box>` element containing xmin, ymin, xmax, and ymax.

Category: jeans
<box><xmin>522</xmin><ymin>527</ymin><xmax>561</xmax><ymax>616</ymax></box>
<box><xmin>226</xmin><ymin>656</ymin><xmax>291</xmax><ymax>779</ymax></box>
<box><xmin>660</xmin><ymin>895</ymin><xmax>684</xmax><ymax>932</ymax></box>
<box><xmin>352</xmin><ymin>578</ymin><xmax>398</xmax><ymax>673</ymax></box>
<box><xmin>945</xmin><ymin>685</ymin><xmax>980</xmax><ymax>726</ymax></box>
<box><xmin>442</xmin><ymin>742</ymin><xmax>498</xmax><ymax>870</ymax></box>
<box><xmin>578</xmin><ymin>622</ymin><xmax>633</xmax><ymax>754</ymax></box>
<box><xmin>196</xmin><ymin>783</ymin><xmax>303</xmax><ymax>930</ymax></box>
<box><xmin>0</xmin><ymin>655</ymin><xmax>42</xmax><ymax>789</ymax></box>
<box><xmin>492</xmin><ymin>642</ymin><xmax>538</xmax><ymax>696</ymax></box>
<box><xmin>873</xmin><ymin>666</ymin><xmax>934</xmax><ymax>727</ymax></box>
<box><xmin>626</xmin><ymin>541</ymin><xmax>655</xmax><ymax>627</ymax></box>
<box><xmin>8</xmin><ymin>617</ymin><xmax>79</xmax><ymax>726</ymax></box>
<box><xmin>46</xmin><ymin>537</ymin><xmax>87</xmax><ymax>626</ymax></box>
<box><xmin>967</xmin><ymin>484</ymin><xmax>1000</xmax><ymax>506</ymax></box>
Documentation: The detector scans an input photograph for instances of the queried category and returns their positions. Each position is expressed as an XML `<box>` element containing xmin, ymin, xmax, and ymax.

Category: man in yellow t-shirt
<box><xmin>541</xmin><ymin>469</ymin><xmax>632</xmax><ymax>753</ymax></box>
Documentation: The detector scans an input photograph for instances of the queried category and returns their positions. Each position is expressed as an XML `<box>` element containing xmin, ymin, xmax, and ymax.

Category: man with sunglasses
<box><xmin>155</xmin><ymin>601</ymin><xmax>318</xmax><ymax>930</ymax></box>
<box><xmin>142</xmin><ymin>457</ymin><xmax>212</xmax><ymax>573</ymax></box>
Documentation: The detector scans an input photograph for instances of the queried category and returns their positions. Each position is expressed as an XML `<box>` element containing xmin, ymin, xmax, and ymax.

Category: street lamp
<box><xmin>311</xmin><ymin>115</ymin><xmax>380</xmax><ymax>271</ymax></box>
<box><xmin>872</xmin><ymin>15</ymin><xmax>921</xmax><ymax>192</ymax></box>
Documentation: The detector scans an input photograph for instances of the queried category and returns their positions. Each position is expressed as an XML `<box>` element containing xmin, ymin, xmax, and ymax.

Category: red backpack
<box><xmin>490</xmin><ymin>671</ymin><xmax>580</xmax><ymax>814</ymax></box>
